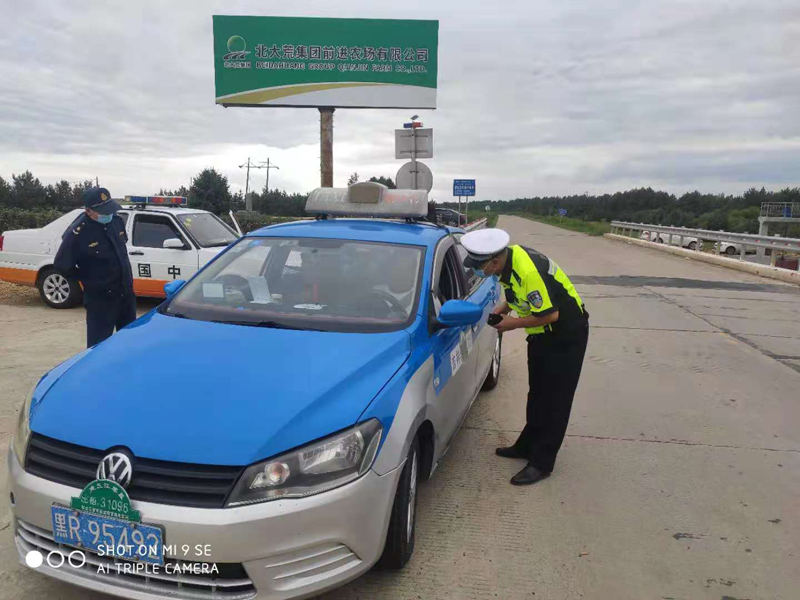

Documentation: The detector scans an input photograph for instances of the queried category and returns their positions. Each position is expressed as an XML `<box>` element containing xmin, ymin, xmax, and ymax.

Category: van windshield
<box><xmin>177</xmin><ymin>213</ymin><xmax>237</xmax><ymax>248</ymax></box>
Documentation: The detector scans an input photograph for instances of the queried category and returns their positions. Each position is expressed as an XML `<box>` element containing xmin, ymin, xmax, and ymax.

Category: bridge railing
<box><xmin>464</xmin><ymin>218</ymin><xmax>488</xmax><ymax>232</ymax></box>
<box><xmin>610</xmin><ymin>221</ymin><xmax>800</xmax><ymax>256</ymax></box>
<box><xmin>761</xmin><ymin>202</ymin><xmax>800</xmax><ymax>218</ymax></box>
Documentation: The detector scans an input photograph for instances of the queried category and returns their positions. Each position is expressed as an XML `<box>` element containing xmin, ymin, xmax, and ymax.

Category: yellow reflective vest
<box><xmin>498</xmin><ymin>245</ymin><xmax>585</xmax><ymax>336</ymax></box>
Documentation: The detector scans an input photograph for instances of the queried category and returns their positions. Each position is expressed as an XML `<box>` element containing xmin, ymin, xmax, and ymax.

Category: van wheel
<box><xmin>482</xmin><ymin>333</ymin><xmax>502</xmax><ymax>391</ymax></box>
<box><xmin>377</xmin><ymin>437</ymin><xmax>419</xmax><ymax>570</ymax></box>
<box><xmin>38</xmin><ymin>268</ymin><xmax>81</xmax><ymax>308</ymax></box>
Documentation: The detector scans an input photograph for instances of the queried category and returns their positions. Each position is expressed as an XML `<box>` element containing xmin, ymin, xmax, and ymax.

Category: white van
<box><xmin>0</xmin><ymin>199</ymin><xmax>239</xmax><ymax>308</ymax></box>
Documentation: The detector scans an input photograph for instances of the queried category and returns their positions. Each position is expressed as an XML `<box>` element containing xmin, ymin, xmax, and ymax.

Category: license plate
<box><xmin>51</xmin><ymin>505</ymin><xmax>164</xmax><ymax>565</ymax></box>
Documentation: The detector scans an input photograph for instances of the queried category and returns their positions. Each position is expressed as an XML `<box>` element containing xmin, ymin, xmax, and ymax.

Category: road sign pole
<box><xmin>466</xmin><ymin>196</ymin><xmax>469</xmax><ymax>224</ymax></box>
<box><xmin>411</xmin><ymin>126</ymin><xmax>418</xmax><ymax>190</ymax></box>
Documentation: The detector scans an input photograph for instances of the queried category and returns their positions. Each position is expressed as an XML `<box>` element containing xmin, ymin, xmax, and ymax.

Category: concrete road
<box><xmin>1</xmin><ymin>214</ymin><xmax>798</xmax><ymax>599</ymax></box>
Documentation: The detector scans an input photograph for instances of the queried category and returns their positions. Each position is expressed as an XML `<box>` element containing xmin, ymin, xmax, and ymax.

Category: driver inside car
<box><xmin>370</xmin><ymin>252</ymin><xmax>417</xmax><ymax>317</ymax></box>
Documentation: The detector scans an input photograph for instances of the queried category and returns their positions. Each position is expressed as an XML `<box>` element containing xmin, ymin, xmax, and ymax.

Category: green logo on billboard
<box><xmin>70</xmin><ymin>480</ymin><xmax>141</xmax><ymax>523</ymax></box>
<box><xmin>224</xmin><ymin>35</ymin><xmax>250</xmax><ymax>61</ymax></box>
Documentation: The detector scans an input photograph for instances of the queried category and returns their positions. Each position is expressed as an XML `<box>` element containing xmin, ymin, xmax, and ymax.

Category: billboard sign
<box><xmin>453</xmin><ymin>179</ymin><xmax>476</xmax><ymax>197</ymax></box>
<box><xmin>213</xmin><ymin>16</ymin><xmax>439</xmax><ymax>109</ymax></box>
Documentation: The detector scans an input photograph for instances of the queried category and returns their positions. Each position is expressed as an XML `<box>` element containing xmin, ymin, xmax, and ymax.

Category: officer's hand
<box><xmin>493</xmin><ymin>315</ymin><xmax>519</xmax><ymax>333</ymax></box>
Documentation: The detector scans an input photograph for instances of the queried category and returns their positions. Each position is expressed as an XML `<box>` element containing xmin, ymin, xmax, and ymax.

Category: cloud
<box><xmin>1</xmin><ymin>0</ymin><xmax>799</xmax><ymax>201</ymax></box>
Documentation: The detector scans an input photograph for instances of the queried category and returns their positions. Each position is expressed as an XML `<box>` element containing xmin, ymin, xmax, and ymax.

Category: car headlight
<box><xmin>12</xmin><ymin>384</ymin><xmax>36</xmax><ymax>465</ymax></box>
<box><xmin>226</xmin><ymin>419</ymin><xmax>382</xmax><ymax>507</ymax></box>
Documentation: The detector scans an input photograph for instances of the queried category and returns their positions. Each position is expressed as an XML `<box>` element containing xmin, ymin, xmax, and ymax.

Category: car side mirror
<box><xmin>163</xmin><ymin>238</ymin><xmax>186</xmax><ymax>250</ymax></box>
<box><xmin>437</xmin><ymin>300</ymin><xmax>483</xmax><ymax>328</ymax></box>
<box><xmin>164</xmin><ymin>280</ymin><xmax>186</xmax><ymax>298</ymax></box>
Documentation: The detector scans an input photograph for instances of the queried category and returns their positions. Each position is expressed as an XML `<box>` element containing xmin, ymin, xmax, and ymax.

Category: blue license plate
<box><xmin>51</xmin><ymin>505</ymin><xmax>164</xmax><ymax>565</ymax></box>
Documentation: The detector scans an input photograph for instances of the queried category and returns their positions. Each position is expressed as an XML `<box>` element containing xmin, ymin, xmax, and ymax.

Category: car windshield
<box><xmin>163</xmin><ymin>237</ymin><xmax>425</xmax><ymax>333</ymax></box>
<box><xmin>177</xmin><ymin>213</ymin><xmax>238</xmax><ymax>248</ymax></box>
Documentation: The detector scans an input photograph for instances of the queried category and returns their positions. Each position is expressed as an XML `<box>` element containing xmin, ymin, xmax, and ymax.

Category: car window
<box><xmin>177</xmin><ymin>213</ymin><xmax>237</xmax><ymax>248</ymax></box>
<box><xmin>163</xmin><ymin>237</ymin><xmax>425</xmax><ymax>334</ymax></box>
<box><xmin>455</xmin><ymin>243</ymin><xmax>482</xmax><ymax>296</ymax></box>
<box><xmin>436</xmin><ymin>246</ymin><xmax>463</xmax><ymax>307</ymax></box>
<box><xmin>133</xmin><ymin>214</ymin><xmax>187</xmax><ymax>249</ymax></box>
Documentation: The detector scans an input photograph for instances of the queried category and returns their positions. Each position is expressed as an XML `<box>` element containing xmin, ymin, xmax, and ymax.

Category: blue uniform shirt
<box><xmin>54</xmin><ymin>214</ymin><xmax>133</xmax><ymax>294</ymax></box>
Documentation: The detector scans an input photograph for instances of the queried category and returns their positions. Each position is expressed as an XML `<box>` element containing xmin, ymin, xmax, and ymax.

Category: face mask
<box><xmin>472</xmin><ymin>267</ymin><xmax>488</xmax><ymax>278</ymax></box>
<box><xmin>96</xmin><ymin>214</ymin><xmax>113</xmax><ymax>224</ymax></box>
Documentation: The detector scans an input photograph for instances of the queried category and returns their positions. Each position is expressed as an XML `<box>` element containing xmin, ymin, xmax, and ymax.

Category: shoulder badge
<box><xmin>528</xmin><ymin>290</ymin><xmax>543</xmax><ymax>309</ymax></box>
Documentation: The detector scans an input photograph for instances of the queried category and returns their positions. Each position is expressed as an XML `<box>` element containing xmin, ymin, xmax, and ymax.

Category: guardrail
<box><xmin>464</xmin><ymin>218</ymin><xmax>488</xmax><ymax>232</ymax></box>
<box><xmin>610</xmin><ymin>221</ymin><xmax>800</xmax><ymax>259</ymax></box>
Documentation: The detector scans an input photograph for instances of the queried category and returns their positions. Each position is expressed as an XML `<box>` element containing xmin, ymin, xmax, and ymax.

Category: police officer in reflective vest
<box><xmin>461</xmin><ymin>228</ymin><xmax>589</xmax><ymax>486</ymax></box>
<box><xmin>54</xmin><ymin>187</ymin><xmax>136</xmax><ymax>347</ymax></box>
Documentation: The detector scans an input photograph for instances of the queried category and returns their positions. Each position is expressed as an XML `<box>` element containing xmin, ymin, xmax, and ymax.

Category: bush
<box><xmin>0</xmin><ymin>208</ymin><xmax>65</xmax><ymax>233</ymax></box>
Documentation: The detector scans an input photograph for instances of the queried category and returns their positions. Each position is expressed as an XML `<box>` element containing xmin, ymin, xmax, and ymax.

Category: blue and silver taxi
<box><xmin>8</xmin><ymin>182</ymin><xmax>502</xmax><ymax>599</ymax></box>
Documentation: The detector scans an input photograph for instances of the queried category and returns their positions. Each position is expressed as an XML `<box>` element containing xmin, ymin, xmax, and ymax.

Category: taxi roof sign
<box><xmin>126</xmin><ymin>195</ymin><xmax>188</xmax><ymax>206</ymax></box>
<box><xmin>306</xmin><ymin>182</ymin><xmax>428</xmax><ymax>218</ymax></box>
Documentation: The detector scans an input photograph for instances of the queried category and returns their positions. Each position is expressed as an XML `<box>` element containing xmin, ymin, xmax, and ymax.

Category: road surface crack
<box><xmin>462</xmin><ymin>426</ymin><xmax>800</xmax><ymax>453</ymax></box>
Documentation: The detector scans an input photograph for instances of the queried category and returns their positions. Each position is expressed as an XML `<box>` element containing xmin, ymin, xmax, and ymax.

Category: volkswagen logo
<box><xmin>97</xmin><ymin>452</ymin><xmax>133</xmax><ymax>489</ymax></box>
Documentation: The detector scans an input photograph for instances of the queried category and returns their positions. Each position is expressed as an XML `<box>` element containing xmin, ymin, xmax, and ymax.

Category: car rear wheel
<box><xmin>37</xmin><ymin>268</ymin><xmax>82</xmax><ymax>309</ymax></box>
<box><xmin>687</xmin><ymin>241</ymin><xmax>697</xmax><ymax>250</ymax></box>
<box><xmin>377</xmin><ymin>437</ymin><xmax>419</xmax><ymax>570</ymax></box>
<box><xmin>482</xmin><ymin>333</ymin><xmax>502</xmax><ymax>391</ymax></box>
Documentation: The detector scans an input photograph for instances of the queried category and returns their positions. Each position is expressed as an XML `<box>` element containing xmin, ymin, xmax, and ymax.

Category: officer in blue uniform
<box><xmin>462</xmin><ymin>228</ymin><xmax>589</xmax><ymax>486</ymax></box>
<box><xmin>54</xmin><ymin>187</ymin><xmax>136</xmax><ymax>347</ymax></box>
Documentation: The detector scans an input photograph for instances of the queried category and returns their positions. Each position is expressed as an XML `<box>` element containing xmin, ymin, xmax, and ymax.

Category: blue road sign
<box><xmin>453</xmin><ymin>179</ymin><xmax>476</xmax><ymax>197</ymax></box>
<box><xmin>558</xmin><ymin>208</ymin><xmax>568</xmax><ymax>217</ymax></box>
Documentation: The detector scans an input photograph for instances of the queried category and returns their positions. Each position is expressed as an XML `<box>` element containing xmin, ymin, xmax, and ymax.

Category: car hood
<box><xmin>30</xmin><ymin>312</ymin><xmax>411</xmax><ymax>466</ymax></box>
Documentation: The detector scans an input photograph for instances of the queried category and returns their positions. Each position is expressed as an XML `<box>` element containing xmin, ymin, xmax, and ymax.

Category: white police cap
<box><xmin>461</xmin><ymin>228</ymin><xmax>511</xmax><ymax>268</ymax></box>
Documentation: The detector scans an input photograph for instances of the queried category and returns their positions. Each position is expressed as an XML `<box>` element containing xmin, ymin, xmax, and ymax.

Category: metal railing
<box><xmin>464</xmin><ymin>218</ymin><xmax>488</xmax><ymax>232</ymax></box>
<box><xmin>609</xmin><ymin>221</ymin><xmax>800</xmax><ymax>260</ymax></box>
<box><xmin>761</xmin><ymin>202</ymin><xmax>799</xmax><ymax>218</ymax></box>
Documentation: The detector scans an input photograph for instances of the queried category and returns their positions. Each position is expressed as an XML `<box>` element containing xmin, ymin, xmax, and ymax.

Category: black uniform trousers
<box><xmin>513</xmin><ymin>320</ymin><xmax>589</xmax><ymax>473</ymax></box>
<box><xmin>84</xmin><ymin>285</ymin><xmax>136</xmax><ymax>347</ymax></box>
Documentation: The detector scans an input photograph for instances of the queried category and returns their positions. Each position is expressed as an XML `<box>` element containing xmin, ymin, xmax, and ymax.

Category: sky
<box><xmin>1</xmin><ymin>0</ymin><xmax>799</xmax><ymax>202</ymax></box>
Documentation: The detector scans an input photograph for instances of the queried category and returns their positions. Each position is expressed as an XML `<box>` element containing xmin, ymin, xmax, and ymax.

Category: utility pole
<box><xmin>239</xmin><ymin>158</ymin><xmax>278</xmax><ymax>211</ymax></box>
<box><xmin>263</xmin><ymin>158</ymin><xmax>280</xmax><ymax>195</ymax></box>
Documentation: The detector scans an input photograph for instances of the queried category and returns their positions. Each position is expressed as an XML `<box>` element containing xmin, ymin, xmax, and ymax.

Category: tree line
<box><xmin>4</xmin><ymin>169</ymin><xmax>798</xmax><ymax>235</ymax></box>
<box><xmin>443</xmin><ymin>187</ymin><xmax>800</xmax><ymax>235</ymax></box>
<box><xmin>1</xmin><ymin>169</ymin><xmax>397</xmax><ymax>218</ymax></box>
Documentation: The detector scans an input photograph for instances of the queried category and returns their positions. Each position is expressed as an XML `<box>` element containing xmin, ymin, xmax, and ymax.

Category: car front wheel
<box><xmin>37</xmin><ymin>268</ymin><xmax>82</xmax><ymax>309</ymax></box>
<box><xmin>377</xmin><ymin>437</ymin><xmax>419</xmax><ymax>570</ymax></box>
<box><xmin>482</xmin><ymin>333</ymin><xmax>502</xmax><ymax>390</ymax></box>
<box><xmin>687</xmin><ymin>241</ymin><xmax>697</xmax><ymax>250</ymax></box>
<box><xmin>725</xmin><ymin>246</ymin><xmax>737</xmax><ymax>255</ymax></box>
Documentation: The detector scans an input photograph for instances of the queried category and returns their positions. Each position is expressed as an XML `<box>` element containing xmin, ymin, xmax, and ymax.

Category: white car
<box><xmin>640</xmin><ymin>231</ymin><xmax>699</xmax><ymax>250</ymax></box>
<box><xmin>715</xmin><ymin>241</ymin><xmax>746</xmax><ymax>256</ymax></box>
<box><xmin>0</xmin><ymin>197</ymin><xmax>240</xmax><ymax>308</ymax></box>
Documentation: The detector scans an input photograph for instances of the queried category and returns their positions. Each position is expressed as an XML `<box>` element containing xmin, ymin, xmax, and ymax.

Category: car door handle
<box><xmin>129</xmin><ymin>251</ymin><xmax>144</xmax><ymax>256</ymax></box>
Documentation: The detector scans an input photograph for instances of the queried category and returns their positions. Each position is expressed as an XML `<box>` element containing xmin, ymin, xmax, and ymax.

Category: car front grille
<box><xmin>16</xmin><ymin>519</ymin><xmax>257</xmax><ymax>600</ymax></box>
<box><xmin>25</xmin><ymin>433</ymin><xmax>244</xmax><ymax>509</ymax></box>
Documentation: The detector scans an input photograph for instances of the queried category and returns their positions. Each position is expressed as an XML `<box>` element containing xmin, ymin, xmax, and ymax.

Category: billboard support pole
<box><xmin>320</xmin><ymin>108</ymin><xmax>335</xmax><ymax>187</ymax></box>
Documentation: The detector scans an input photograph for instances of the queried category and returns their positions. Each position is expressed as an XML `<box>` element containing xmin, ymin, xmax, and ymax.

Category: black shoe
<box><xmin>510</xmin><ymin>463</ymin><xmax>551</xmax><ymax>486</ymax></box>
<box><xmin>495</xmin><ymin>445</ymin><xmax>524</xmax><ymax>459</ymax></box>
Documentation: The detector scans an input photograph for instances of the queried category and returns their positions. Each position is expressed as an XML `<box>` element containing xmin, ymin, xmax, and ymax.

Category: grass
<box><xmin>503</xmin><ymin>213</ymin><xmax>611</xmax><ymax>236</ymax></box>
